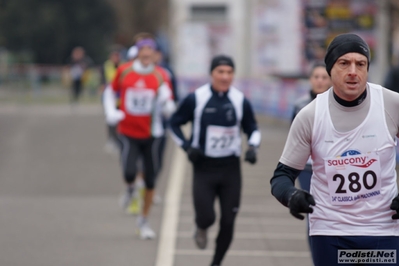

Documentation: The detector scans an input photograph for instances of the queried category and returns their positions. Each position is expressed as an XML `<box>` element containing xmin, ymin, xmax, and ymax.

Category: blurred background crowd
<box><xmin>0</xmin><ymin>0</ymin><xmax>399</xmax><ymax>119</ymax></box>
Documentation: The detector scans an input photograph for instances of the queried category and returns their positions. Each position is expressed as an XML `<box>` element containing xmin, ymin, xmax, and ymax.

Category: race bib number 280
<box><xmin>325</xmin><ymin>152</ymin><xmax>382</xmax><ymax>205</ymax></box>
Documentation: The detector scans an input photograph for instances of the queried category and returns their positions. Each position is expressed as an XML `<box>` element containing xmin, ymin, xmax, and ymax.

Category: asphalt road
<box><xmin>0</xmin><ymin>104</ymin><xmax>312</xmax><ymax>266</ymax></box>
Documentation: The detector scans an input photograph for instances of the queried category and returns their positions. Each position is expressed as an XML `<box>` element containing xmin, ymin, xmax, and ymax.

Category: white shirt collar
<box><xmin>132</xmin><ymin>59</ymin><xmax>154</xmax><ymax>74</ymax></box>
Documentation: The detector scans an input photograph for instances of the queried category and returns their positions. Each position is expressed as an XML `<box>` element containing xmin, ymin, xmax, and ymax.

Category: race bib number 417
<box><xmin>125</xmin><ymin>88</ymin><xmax>155</xmax><ymax>115</ymax></box>
<box><xmin>325</xmin><ymin>152</ymin><xmax>382</xmax><ymax>205</ymax></box>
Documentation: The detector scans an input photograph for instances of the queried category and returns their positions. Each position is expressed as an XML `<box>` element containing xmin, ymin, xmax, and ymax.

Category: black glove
<box><xmin>244</xmin><ymin>146</ymin><xmax>257</xmax><ymax>164</ymax></box>
<box><xmin>390</xmin><ymin>195</ymin><xmax>399</xmax><ymax>219</ymax></box>
<box><xmin>288</xmin><ymin>189</ymin><xmax>315</xmax><ymax>220</ymax></box>
<box><xmin>186</xmin><ymin>147</ymin><xmax>204</xmax><ymax>163</ymax></box>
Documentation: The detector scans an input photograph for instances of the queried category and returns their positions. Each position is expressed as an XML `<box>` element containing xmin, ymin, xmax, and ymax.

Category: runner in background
<box><xmin>100</xmin><ymin>47</ymin><xmax>124</xmax><ymax>154</ymax></box>
<box><xmin>170</xmin><ymin>55</ymin><xmax>261</xmax><ymax>266</ymax></box>
<box><xmin>68</xmin><ymin>46</ymin><xmax>93</xmax><ymax>104</ymax></box>
<box><xmin>104</xmin><ymin>32</ymin><xmax>175</xmax><ymax>239</ymax></box>
<box><xmin>125</xmin><ymin>43</ymin><xmax>173</xmax><ymax>214</ymax></box>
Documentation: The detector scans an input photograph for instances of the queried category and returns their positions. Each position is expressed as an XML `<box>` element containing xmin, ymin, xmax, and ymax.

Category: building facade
<box><xmin>169</xmin><ymin>0</ymin><xmax>392</xmax><ymax>83</ymax></box>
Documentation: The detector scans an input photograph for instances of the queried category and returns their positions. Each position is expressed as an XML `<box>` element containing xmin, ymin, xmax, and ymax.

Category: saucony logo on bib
<box><xmin>327</xmin><ymin>150</ymin><xmax>378</xmax><ymax>168</ymax></box>
<box><xmin>327</xmin><ymin>157</ymin><xmax>377</xmax><ymax>168</ymax></box>
<box><xmin>328</xmin><ymin>156</ymin><xmax>366</xmax><ymax>167</ymax></box>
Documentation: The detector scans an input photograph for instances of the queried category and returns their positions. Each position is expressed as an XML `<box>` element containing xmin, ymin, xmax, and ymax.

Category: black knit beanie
<box><xmin>210</xmin><ymin>55</ymin><xmax>235</xmax><ymax>73</ymax></box>
<box><xmin>324</xmin><ymin>33</ymin><xmax>370</xmax><ymax>76</ymax></box>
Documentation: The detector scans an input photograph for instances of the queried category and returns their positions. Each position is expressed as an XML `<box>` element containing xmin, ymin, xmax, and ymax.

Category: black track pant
<box><xmin>119</xmin><ymin>135</ymin><xmax>162</xmax><ymax>189</ymax></box>
<box><xmin>193</xmin><ymin>157</ymin><xmax>241</xmax><ymax>266</ymax></box>
<box><xmin>71</xmin><ymin>79</ymin><xmax>82</xmax><ymax>103</ymax></box>
<box><xmin>155</xmin><ymin>119</ymin><xmax>168</xmax><ymax>177</ymax></box>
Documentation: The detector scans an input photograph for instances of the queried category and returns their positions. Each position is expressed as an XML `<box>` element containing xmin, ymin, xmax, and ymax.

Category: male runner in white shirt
<box><xmin>271</xmin><ymin>33</ymin><xmax>399</xmax><ymax>266</ymax></box>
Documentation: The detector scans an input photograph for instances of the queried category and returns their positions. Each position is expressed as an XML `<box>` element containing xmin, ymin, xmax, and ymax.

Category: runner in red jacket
<box><xmin>104</xmin><ymin>32</ymin><xmax>175</xmax><ymax>239</ymax></box>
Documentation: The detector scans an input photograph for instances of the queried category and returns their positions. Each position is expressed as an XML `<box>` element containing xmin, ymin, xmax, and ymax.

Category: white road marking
<box><xmin>155</xmin><ymin>146</ymin><xmax>186</xmax><ymax>266</ymax></box>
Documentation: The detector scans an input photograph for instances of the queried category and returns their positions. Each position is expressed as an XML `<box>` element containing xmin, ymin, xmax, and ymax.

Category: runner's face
<box><xmin>310</xmin><ymin>66</ymin><xmax>331</xmax><ymax>94</ymax></box>
<box><xmin>110</xmin><ymin>52</ymin><xmax>120</xmax><ymax>64</ymax></box>
<box><xmin>72</xmin><ymin>48</ymin><xmax>84</xmax><ymax>60</ymax></box>
<box><xmin>138</xmin><ymin>46</ymin><xmax>155</xmax><ymax>67</ymax></box>
<box><xmin>211</xmin><ymin>65</ymin><xmax>234</xmax><ymax>92</ymax></box>
<box><xmin>330</xmin><ymin>53</ymin><xmax>368</xmax><ymax>101</ymax></box>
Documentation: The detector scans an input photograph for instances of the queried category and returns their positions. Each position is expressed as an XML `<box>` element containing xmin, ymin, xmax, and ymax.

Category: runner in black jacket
<box><xmin>169</xmin><ymin>55</ymin><xmax>261</xmax><ymax>266</ymax></box>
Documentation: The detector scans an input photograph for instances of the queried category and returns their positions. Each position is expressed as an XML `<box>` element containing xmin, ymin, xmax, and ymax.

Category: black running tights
<box><xmin>193</xmin><ymin>158</ymin><xmax>241</xmax><ymax>265</ymax></box>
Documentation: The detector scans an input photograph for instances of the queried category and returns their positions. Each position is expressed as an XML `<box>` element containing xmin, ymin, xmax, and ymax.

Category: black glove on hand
<box><xmin>186</xmin><ymin>147</ymin><xmax>203</xmax><ymax>163</ymax></box>
<box><xmin>288</xmin><ymin>189</ymin><xmax>316</xmax><ymax>220</ymax></box>
<box><xmin>390</xmin><ymin>195</ymin><xmax>399</xmax><ymax>219</ymax></box>
<box><xmin>244</xmin><ymin>146</ymin><xmax>257</xmax><ymax>164</ymax></box>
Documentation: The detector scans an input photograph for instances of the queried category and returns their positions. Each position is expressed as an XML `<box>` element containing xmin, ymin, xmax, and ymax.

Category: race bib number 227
<box><xmin>205</xmin><ymin>125</ymin><xmax>239</xmax><ymax>158</ymax></box>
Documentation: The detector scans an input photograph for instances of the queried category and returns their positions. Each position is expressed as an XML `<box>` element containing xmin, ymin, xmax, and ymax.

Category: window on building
<box><xmin>190</xmin><ymin>5</ymin><xmax>228</xmax><ymax>22</ymax></box>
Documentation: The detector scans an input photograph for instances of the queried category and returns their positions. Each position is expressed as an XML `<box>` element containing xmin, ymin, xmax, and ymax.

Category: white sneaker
<box><xmin>137</xmin><ymin>217</ymin><xmax>156</xmax><ymax>239</ymax></box>
<box><xmin>119</xmin><ymin>188</ymin><xmax>134</xmax><ymax>212</ymax></box>
<box><xmin>139</xmin><ymin>223</ymin><xmax>156</xmax><ymax>239</ymax></box>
